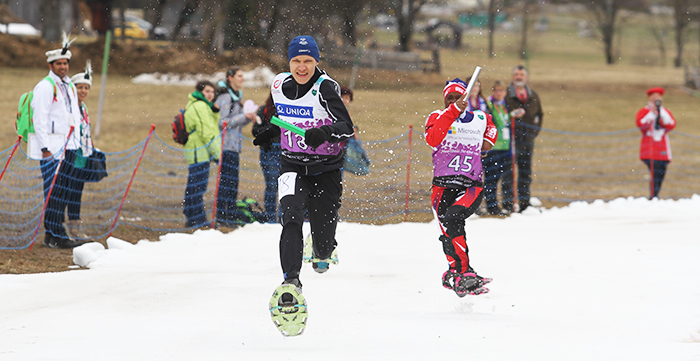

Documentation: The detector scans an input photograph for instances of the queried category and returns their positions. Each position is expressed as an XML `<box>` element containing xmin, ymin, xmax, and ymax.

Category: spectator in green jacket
<box><xmin>183</xmin><ymin>80</ymin><xmax>222</xmax><ymax>228</ymax></box>
<box><xmin>484</xmin><ymin>80</ymin><xmax>514</xmax><ymax>215</ymax></box>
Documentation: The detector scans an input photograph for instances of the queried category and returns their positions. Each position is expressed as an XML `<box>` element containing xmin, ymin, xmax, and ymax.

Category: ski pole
<box><xmin>271</xmin><ymin>116</ymin><xmax>306</xmax><ymax>137</ymax></box>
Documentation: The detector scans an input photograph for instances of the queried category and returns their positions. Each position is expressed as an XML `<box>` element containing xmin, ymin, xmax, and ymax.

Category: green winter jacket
<box><xmin>486</xmin><ymin>98</ymin><xmax>511</xmax><ymax>151</ymax></box>
<box><xmin>184</xmin><ymin>92</ymin><xmax>221</xmax><ymax>165</ymax></box>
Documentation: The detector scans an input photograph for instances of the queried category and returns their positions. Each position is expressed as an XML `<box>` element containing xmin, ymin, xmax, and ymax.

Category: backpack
<box><xmin>231</xmin><ymin>197</ymin><xmax>266</xmax><ymax>225</ymax></box>
<box><xmin>172</xmin><ymin>104</ymin><xmax>196</xmax><ymax>145</ymax></box>
<box><xmin>171</xmin><ymin>110</ymin><xmax>188</xmax><ymax>145</ymax></box>
<box><xmin>17</xmin><ymin>76</ymin><xmax>57</xmax><ymax>142</ymax></box>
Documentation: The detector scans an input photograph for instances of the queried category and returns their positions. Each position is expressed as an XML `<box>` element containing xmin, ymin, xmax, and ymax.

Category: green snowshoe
<box><xmin>269</xmin><ymin>282</ymin><xmax>308</xmax><ymax>337</ymax></box>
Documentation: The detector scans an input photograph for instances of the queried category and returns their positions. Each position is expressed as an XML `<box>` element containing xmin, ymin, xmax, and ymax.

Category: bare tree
<box><xmin>487</xmin><ymin>0</ymin><xmax>502</xmax><ymax>58</ymax></box>
<box><xmin>144</xmin><ymin>0</ymin><xmax>169</xmax><ymax>33</ymax></box>
<box><xmin>201</xmin><ymin>0</ymin><xmax>226</xmax><ymax>52</ymax></box>
<box><xmin>259</xmin><ymin>0</ymin><xmax>285</xmax><ymax>50</ymax></box>
<box><xmin>117</xmin><ymin>0</ymin><xmax>126</xmax><ymax>40</ymax></box>
<box><xmin>41</xmin><ymin>0</ymin><xmax>62</xmax><ymax>42</ymax></box>
<box><xmin>670</xmin><ymin>0</ymin><xmax>693</xmax><ymax>67</ymax></box>
<box><xmin>518</xmin><ymin>0</ymin><xmax>536</xmax><ymax>60</ymax></box>
<box><xmin>645</xmin><ymin>5</ymin><xmax>672</xmax><ymax>66</ymax></box>
<box><xmin>171</xmin><ymin>0</ymin><xmax>201</xmax><ymax>40</ymax></box>
<box><xmin>393</xmin><ymin>0</ymin><xmax>426</xmax><ymax>52</ymax></box>
<box><xmin>338</xmin><ymin>1</ymin><xmax>369</xmax><ymax>46</ymax></box>
<box><xmin>584</xmin><ymin>0</ymin><xmax>634</xmax><ymax>64</ymax></box>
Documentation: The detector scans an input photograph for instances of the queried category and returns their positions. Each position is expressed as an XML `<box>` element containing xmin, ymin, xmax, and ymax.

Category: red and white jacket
<box><xmin>425</xmin><ymin>103</ymin><xmax>497</xmax><ymax>186</ymax></box>
<box><xmin>636</xmin><ymin>103</ymin><xmax>676</xmax><ymax>161</ymax></box>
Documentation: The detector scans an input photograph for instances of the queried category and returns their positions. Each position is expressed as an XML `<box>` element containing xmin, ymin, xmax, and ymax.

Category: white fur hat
<box><xmin>71</xmin><ymin>60</ymin><xmax>92</xmax><ymax>86</ymax></box>
<box><xmin>46</xmin><ymin>32</ymin><xmax>75</xmax><ymax>63</ymax></box>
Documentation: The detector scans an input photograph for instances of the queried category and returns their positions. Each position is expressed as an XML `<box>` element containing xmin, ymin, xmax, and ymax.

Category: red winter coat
<box><xmin>636</xmin><ymin>103</ymin><xmax>676</xmax><ymax>161</ymax></box>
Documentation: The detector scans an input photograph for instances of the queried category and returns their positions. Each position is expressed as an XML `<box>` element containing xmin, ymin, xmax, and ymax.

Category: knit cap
<box><xmin>288</xmin><ymin>35</ymin><xmax>320</xmax><ymax>62</ymax></box>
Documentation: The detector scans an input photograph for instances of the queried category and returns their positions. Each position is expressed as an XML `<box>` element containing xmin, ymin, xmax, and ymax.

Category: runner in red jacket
<box><xmin>635</xmin><ymin>87</ymin><xmax>676</xmax><ymax>198</ymax></box>
<box><xmin>425</xmin><ymin>78</ymin><xmax>497</xmax><ymax>297</ymax></box>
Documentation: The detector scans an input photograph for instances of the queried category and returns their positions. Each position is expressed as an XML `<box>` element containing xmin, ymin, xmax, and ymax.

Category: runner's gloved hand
<box><xmin>304</xmin><ymin>126</ymin><xmax>331</xmax><ymax>148</ymax></box>
<box><xmin>253</xmin><ymin>125</ymin><xmax>280</xmax><ymax>152</ymax></box>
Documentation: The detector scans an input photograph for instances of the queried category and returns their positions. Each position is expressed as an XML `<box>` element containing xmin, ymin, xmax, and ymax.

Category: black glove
<box><xmin>253</xmin><ymin>125</ymin><xmax>279</xmax><ymax>152</ymax></box>
<box><xmin>304</xmin><ymin>126</ymin><xmax>331</xmax><ymax>148</ymax></box>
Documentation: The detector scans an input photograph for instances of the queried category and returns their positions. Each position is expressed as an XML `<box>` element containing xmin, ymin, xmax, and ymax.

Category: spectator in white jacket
<box><xmin>30</xmin><ymin>38</ymin><xmax>83</xmax><ymax>249</ymax></box>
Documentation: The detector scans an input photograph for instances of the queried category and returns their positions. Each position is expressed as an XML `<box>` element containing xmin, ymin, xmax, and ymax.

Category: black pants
<box><xmin>279</xmin><ymin>169</ymin><xmax>342</xmax><ymax>281</ymax></box>
<box><xmin>642</xmin><ymin>159</ymin><xmax>669</xmax><ymax>199</ymax></box>
<box><xmin>482</xmin><ymin>150</ymin><xmax>514</xmax><ymax>211</ymax></box>
<box><xmin>515</xmin><ymin>140</ymin><xmax>535</xmax><ymax>210</ymax></box>
<box><xmin>183</xmin><ymin>161</ymin><xmax>210</xmax><ymax>227</ymax></box>
<box><xmin>66</xmin><ymin>151</ymin><xmax>87</xmax><ymax>221</ymax></box>
<box><xmin>431</xmin><ymin>186</ymin><xmax>484</xmax><ymax>274</ymax></box>
<box><xmin>216</xmin><ymin>150</ymin><xmax>240</xmax><ymax>222</ymax></box>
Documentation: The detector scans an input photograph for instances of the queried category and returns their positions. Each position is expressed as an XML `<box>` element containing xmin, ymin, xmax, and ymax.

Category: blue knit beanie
<box><xmin>288</xmin><ymin>35</ymin><xmax>320</xmax><ymax>62</ymax></box>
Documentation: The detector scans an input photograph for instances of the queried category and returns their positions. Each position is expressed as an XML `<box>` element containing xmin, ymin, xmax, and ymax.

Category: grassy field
<box><xmin>1</xmin><ymin>8</ymin><xmax>699</xmax><ymax>273</ymax></box>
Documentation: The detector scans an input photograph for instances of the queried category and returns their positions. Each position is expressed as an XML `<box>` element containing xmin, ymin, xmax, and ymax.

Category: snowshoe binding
<box><xmin>453</xmin><ymin>272</ymin><xmax>489</xmax><ymax>297</ymax></box>
<box><xmin>442</xmin><ymin>269</ymin><xmax>460</xmax><ymax>290</ymax></box>
<box><xmin>303</xmin><ymin>232</ymin><xmax>338</xmax><ymax>273</ymax></box>
<box><xmin>269</xmin><ymin>279</ymin><xmax>308</xmax><ymax>337</ymax></box>
<box><xmin>467</xmin><ymin>266</ymin><xmax>493</xmax><ymax>286</ymax></box>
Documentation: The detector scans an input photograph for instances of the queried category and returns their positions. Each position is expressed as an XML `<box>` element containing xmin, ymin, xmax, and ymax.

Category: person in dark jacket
<box><xmin>505</xmin><ymin>65</ymin><xmax>543</xmax><ymax>212</ymax></box>
<box><xmin>252</xmin><ymin>92</ymin><xmax>282</xmax><ymax>223</ymax></box>
<box><xmin>253</xmin><ymin>35</ymin><xmax>354</xmax><ymax>293</ymax></box>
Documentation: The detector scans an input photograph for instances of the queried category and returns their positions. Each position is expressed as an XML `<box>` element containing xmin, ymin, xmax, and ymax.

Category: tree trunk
<box><xmin>672</xmin><ymin>0</ymin><xmax>692</xmax><ymax>68</ymax></box>
<box><xmin>145</xmin><ymin>0</ymin><xmax>168</xmax><ymax>30</ymax></box>
<box><xmin>171</xmin><ymin>0</ymin><xmax>201</xmax><ymax>40</ymax></box>
<box><xmin>200</xmin><ymin>0</ymin><xmax>216</xmax><ymax>49</ymax></box>
<box><xmin>41</xmin><ymin>0</ymin><xmax>62</xmax><ymax>42</ymax></box>
<box><xmin>396</xmin><ymin>0</ymin><xmax>424</xmax><ymax>52</ymax></box>
<box><xmin>201</xmin><ymin>0</ymin><xmax>226</xmax><ymax>53</ymax></box>
<box><xmin>674</xmin><ymin>29</ymin><xmax>683</xmax><ymax>67</ymax></box>
<box><xmin>487</xmin><ymin>0</ymin><xmax>497</xmax><ymax>58</ymax></box>
<box><xmin>590</xmin><ymin>0</ymin><xmax>620</xmax><ymax>65</ymax></box>
<box><xmin>604</xmin><ymin>28</ymin><xmax>614</xmax><ymax>64</ymax></box>
<box><xmin>86</xmin><ymin>0</ymin><xmax>112</xmax><ymax>35</ymax></box>
<box><xmin>341</xmin><ymin>6</ymin><xmax>357</xmax><ymax>46</ymax></box>
<box><xmin>73</xmin><ymin>0</ymin><xmax>81</xmax><ymax>33</ymax></box>
<box><xmin>519</xmin><ymin>0</ymin><xmax>531</xmax><ymax>60</ymax></box>
<box><xmin>118</xmin><ymin>0</ymin><xmax>125</xmax><ymax>40</ymax></box>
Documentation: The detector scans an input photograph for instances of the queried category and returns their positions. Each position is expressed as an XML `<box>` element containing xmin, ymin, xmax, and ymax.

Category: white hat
<box><xmin>71</xmin><ymin>60</ymin><xmax>92</xmax><ymax>86</ymax></box>
<box><xmin>46</xmin><ymin>32</ymin><xmax>75</xmax><ymax>63</ymax></box>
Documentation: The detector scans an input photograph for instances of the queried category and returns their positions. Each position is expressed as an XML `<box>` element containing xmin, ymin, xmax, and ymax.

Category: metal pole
<box><xmin>94</xmin><ymin>30</ymin><xmax>112</xmax><ymax>139</ymax></box>
<box><xmin>404</xmin><ymin>125</ymin><xmax>413</xmax><ymax>222</ymax></box>
<box><xmin>211</xmin><ymin>123</ymin><xmax>228</xmax><ymax>228</ymax></box>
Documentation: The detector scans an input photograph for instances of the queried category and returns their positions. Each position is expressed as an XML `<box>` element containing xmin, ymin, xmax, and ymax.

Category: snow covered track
<box><xmin>1</xmin><ymin>197</ymin><xmax>699</xmax><ymax>360</ymax></box>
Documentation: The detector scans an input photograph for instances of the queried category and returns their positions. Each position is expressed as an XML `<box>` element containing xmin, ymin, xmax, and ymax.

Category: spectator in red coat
<box><xmin>635</xmin><ymin>87</ymin><xmax>676</xmax><ymax>199</ymax></box>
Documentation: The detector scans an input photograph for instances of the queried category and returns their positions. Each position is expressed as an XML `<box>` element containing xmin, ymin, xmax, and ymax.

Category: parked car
<box><xmin>113</xmin><ymin>21</ymin><xmax>148</xmax><ymax>38</ymax></box>
<box><xmin>121</xmin><ymin>14</ymin><xmax>169</xmax><ymax>39</ymax></box>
